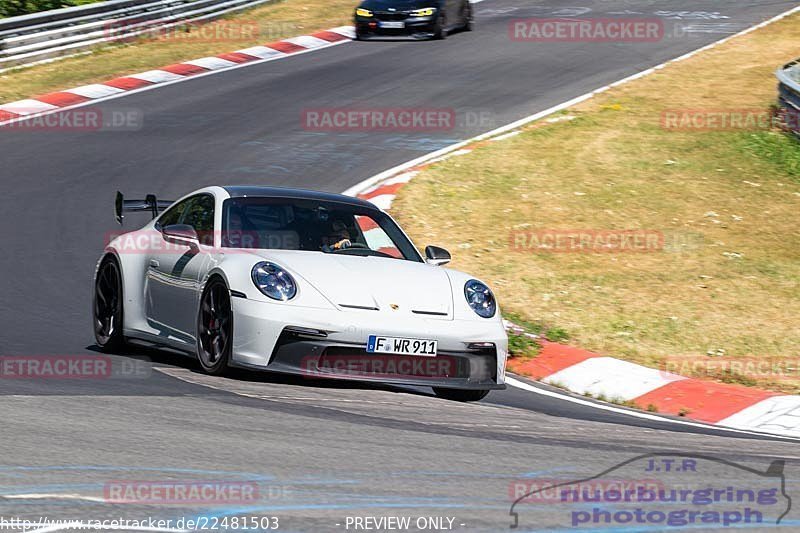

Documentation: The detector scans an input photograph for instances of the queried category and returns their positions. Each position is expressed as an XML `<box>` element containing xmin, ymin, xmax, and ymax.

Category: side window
<box><xmin>180</xmin><ymin>194</ymin><xmax>215</xmax><ymax>245</ymax></box>
<box><xmin>157</xmin><ymin>199</ymin><xmax>189</xmax><ymax>228</ymax></box>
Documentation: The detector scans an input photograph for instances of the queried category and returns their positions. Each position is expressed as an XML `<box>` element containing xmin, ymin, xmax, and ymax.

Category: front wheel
<box><xmin>433</xmin><ymin>14</ymin><xmax>447</xmax><ymax>40</ymax></box>
<box><xmin>197</xmin><ymin>277</ymin><xmax>233</xmax><ymax>376</ymax></box>
<box><xmin>94</xmin><ymin>256</ymin><xmax>125</xmax><ymax>351</ymax></box>
<box><xmin>463</xmin><ymin>1</ymin><xmax>474</xmax><ymax>31</ymax></box>
<box><xmin>433</xmin><ymin>387</ymin><xmax>490</xmax><ymax>402</ymax></box>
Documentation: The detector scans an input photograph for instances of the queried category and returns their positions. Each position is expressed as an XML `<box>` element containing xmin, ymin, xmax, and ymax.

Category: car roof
<box><xmin>221</xmin><ymin>186</ymin><xmax>377</xmax><ymax>210</ymax></box>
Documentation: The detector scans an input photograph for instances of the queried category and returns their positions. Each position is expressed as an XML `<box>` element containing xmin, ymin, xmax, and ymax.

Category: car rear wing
<box><xmin>115</xmin><ymin>191</ymin><xmax>174</xmax><ymax>225</ymax></box>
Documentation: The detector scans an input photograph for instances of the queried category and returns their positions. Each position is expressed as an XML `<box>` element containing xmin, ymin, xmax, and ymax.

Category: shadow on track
<box><xmin>86</xmin><ymin>342</ymin><xmax>438</xmax><ymax>399</ymax></box>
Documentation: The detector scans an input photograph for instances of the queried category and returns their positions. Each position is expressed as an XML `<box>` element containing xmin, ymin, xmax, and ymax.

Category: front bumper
<box><xmin>267</xmin><ymin>333</ymin><xmax>503</xmax><ymax>390</ymax></box>
<box><xmin>231</xmin><ymin>297</ymin><xmax>508</xmax><ymax>390</ymax></box>
<box><xmin>355</xmin><ymin>15</ymin><xmax>437</xmax><ymax>37</ymax></box>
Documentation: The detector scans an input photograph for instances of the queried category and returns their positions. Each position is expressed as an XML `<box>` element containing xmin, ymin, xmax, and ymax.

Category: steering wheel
<box><xmin>330</xmin><ymin>242</ymin><xmax>369</xmax><ymax>252</ymax></box>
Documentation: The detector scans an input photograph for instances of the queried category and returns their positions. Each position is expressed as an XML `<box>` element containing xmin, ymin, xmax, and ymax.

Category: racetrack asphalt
<box><xmin>1</xmin><ymin>0</ymin><xmax>800</xmax><ymax>530</ymax></box>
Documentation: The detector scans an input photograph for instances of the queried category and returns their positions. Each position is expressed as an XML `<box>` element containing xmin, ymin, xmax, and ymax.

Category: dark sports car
<box><xmin>354</xmin><ymin>0</ymin><xmax>473</xmax><ymax>40</ymax></box>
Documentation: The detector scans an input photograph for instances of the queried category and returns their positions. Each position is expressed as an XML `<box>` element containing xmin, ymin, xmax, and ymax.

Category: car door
<box><xmin>146</xmin><ymin>193</ymin><xmax>215</xmax><ymax>341</ymax></box>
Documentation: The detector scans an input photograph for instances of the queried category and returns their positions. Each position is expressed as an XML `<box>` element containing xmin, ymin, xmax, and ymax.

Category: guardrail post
<box><xmin>776</xmin><ymin>60</ymin><xmax>800</xmax><ymax>138</ymax></box>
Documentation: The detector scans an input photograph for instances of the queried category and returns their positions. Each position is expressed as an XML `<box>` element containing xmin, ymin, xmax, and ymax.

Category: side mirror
<box><xmin>162</xmin><ymin>224</ymin><xmax>199</xmax><ymax>249</ymax></box>
<box><xmin>425</xmin><ymin>245</ymin><xmax>451</xmax><ymax>266</ymax></box>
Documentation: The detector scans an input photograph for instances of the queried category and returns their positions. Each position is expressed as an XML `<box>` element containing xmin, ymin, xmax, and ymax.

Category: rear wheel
<box><xmin>433</xmin><ymin>387</ymin><xmax>490</xmax><ymax>402</ymax></box>
<box><xmin>197</xmin><ymin>277</ymin><xmax>233</xmax><ymax>376</ymax></box>
<box><xmin>93</xmin><ymin>256</ymin><xmax>125</xmax><ymax>350</ymax></box>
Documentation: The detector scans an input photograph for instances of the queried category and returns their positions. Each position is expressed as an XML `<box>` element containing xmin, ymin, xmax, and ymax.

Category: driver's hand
<box><xmin>333</xmin><ymin>239</ymin><xmax>351</xmax><ymax>250</ymax></box>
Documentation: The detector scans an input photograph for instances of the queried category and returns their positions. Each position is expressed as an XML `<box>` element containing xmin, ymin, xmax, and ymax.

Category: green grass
<box><xmin>507</xmin><ymin>332</ymin><xmax>540</xmax><ymax>360</ymax></box>
<box><xmin>739</xmin><ymin>131</ymin><xmax>800</xmax><ymax>178</ymax></box>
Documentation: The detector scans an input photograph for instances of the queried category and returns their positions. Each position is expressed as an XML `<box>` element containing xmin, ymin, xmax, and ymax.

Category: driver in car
<box><xmin>321</xmin><ymin>220</ymin><xmax>352</xmax><ymax>252</ymax></box>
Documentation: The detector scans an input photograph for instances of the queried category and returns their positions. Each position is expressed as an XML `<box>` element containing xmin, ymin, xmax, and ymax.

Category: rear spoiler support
<box><xmin>115</xmin><ymin>191</ymin><xmax>174</xmax><ymax>225</ymax></box>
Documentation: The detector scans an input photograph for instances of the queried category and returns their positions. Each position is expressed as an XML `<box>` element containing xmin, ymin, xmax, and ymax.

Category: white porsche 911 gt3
<box><xmin>93</xmin><ymin>186</ymin><xmax>507</xmax><ymax>401</ymax></box>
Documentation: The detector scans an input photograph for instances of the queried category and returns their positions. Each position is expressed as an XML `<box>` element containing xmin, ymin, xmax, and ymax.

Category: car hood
<box><xmin>254</xmin><ymin>250</ymin><xmax>453</xmax><ymax>317</ymax></box>
<box><xmin>360</xmin><ymin>0</ymin><xmax>438</xmax><ymax>11</ymax></box>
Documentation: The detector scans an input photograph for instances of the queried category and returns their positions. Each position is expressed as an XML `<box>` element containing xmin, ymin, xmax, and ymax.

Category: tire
<box><xmin>463</xmin><ymin>1</ymin><xmax>474</xmax><ymax>31</ymax></box>
<box><xmin>433</xmin><ymin>13</ymin><xmax>447</xmax><ymax>40</ymax></box>
<box><xmin>93</xmin><ymin>255</ymin><xmax>125</xmax><ymax>351</ymax></box>
<box><xmin>433</xmin><ymin>387</ymin><xmax>490</xmax><ymax>402</ymax></box>
<box><xmin>196</xmin><ymin>277</ymin><xmax>233</xmax><ymax>376</ymax></box>
<box><xmin>355</xmin><ymin>30</ymin><xmax>367</xmax><ymax>41</ymax></box>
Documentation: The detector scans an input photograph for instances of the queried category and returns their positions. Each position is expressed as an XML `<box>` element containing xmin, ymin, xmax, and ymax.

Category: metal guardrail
<box><xmin>0</xmin><ymin>0</ymin><xmax>275</xmax><ymax>70</ymax></box>
<box><xmin>776</xmin><ymin>59</ymin><xmax>800</xmax><ymax>138</ymax></box>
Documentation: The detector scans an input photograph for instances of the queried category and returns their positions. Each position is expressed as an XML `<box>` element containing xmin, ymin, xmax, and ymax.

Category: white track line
<box><xmin>2</xmin><ymin>493</ymin><xmax>106</xmax><ymax>502</ymax></box>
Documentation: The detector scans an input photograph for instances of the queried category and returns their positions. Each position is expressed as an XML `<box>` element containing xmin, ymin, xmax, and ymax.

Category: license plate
<box><xmin>367</xmin><ymin>335</ymin><xmax>437</xmax><ymax>357</ymax></box>
<box><xmin>379</xmin><ymin>21</ymin><xmax>405</xmax><ymax>29</ymax></box>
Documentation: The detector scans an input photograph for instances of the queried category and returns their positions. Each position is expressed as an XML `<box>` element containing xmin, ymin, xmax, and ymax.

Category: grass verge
<box><xmin>393</xmin><ymin>15</ymin><xmax>800</xmax><ymax>393</ymax></box>
<box><xmin>0</xmin><ymin>0</ymin><xmax>354</xmax><ymax>103</ymax></box>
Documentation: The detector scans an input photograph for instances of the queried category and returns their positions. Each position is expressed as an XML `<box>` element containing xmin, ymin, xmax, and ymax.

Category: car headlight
<box><xmin>464</xmin><ymin>280</ymin><xmax>496</xmax><ymax>318</ymax></box>
<box><xmin>252</xmin><ymin>262</ymin><xmax>297</xmax><ymax>301</ymax></box>
<box><xmin>410</xmin><ymin>7</ymin><xmax>436</xmax><ymax>17</ymax></box>
<box><xmin>355</xmin><ymin>7</ymin><xmax>373</xmax><ymax>17</ymax></box>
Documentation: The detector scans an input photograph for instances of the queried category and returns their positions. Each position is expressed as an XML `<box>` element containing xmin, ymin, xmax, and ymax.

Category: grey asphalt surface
<box><xmin>1</xmin><ymin>0</ymin><xmax>800</xmax><ymax>531</ymax></box>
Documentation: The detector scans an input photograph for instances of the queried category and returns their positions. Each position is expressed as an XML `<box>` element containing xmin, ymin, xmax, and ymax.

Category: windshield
<box><xmin>221</xmin><ymin>197</ymin><xmax>422</xmax><ymax>261</ymax></box>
